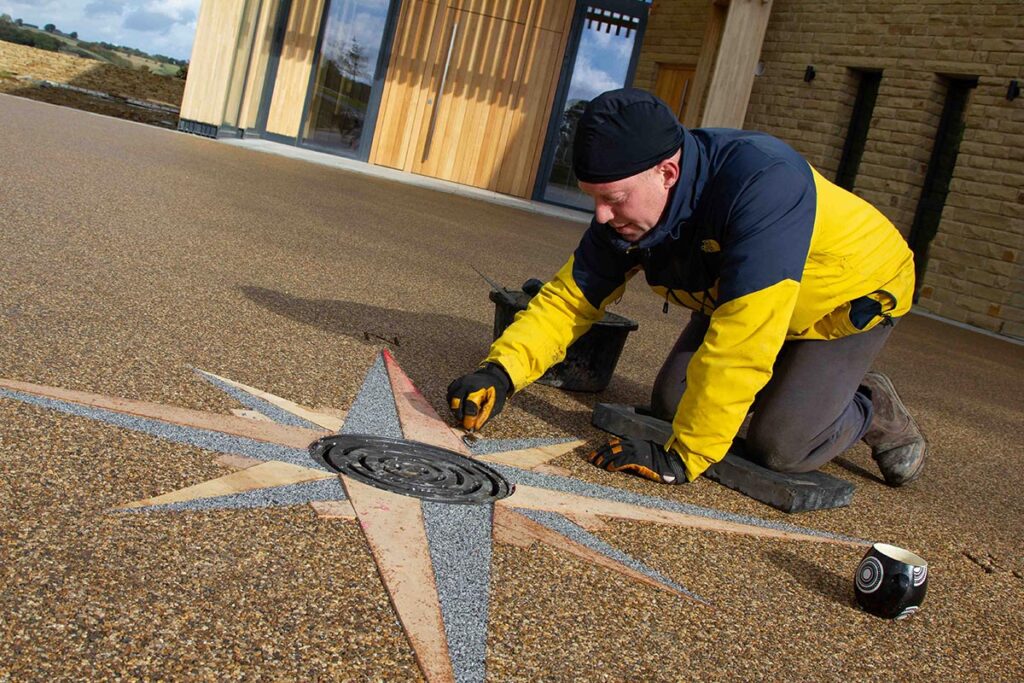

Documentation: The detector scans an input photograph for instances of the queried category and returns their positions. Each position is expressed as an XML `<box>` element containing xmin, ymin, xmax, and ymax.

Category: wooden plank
<box><xmin>180</xmin><ymin>0</ymin><xmax>249</xmax><ymax>124</ymax></box>
<box><xmin>563</xmin><ymin>512</ymin><xmax>608</xmax><ymax>531</ymax></box>
<box><xmin>265</xmin><ymin>0</ymin><xmax>328</xmax><ymax>136</ymax></box>
<box><xmin>342</xmin><ymin>475</ymin><xmax>455</xmax><ymax>683</ymax></box>
<box><xmin>310</xmin><ymin>499</ymin><xmax>357</xmax><ymax>520</ymax></box>
<box><xmin>495</xmin><ymin>5</ymin><xmax>572</xmax><ymax>196</ymax></box>
<box><xmin>198</xmin><ymin>369</ymin><xmax>345</xmax><ymax>431</ymax></box>
<box><xmin>236</xmin><ymin>0</ymin><xmax>281</xmax><ymax>130</ymax></box>
<box><xmin>121</xmin><ymin>461</ymin><xmax>334</xmax><ymax>509</ymax></box>
<box><xmin>372</xmin><ymin>0</ymin><xmax>571</xmax><ymax>197</ymax></box>
<box><xmin>231</xmin><ymin>408</ymin><xmax>274</xmax><ymax>422</ymax></box>
<box><xmin>0</xmin><ymin>378</ymin><xmax>329</xmax><ymax>449</ymax></box>
<box><xmin>221</xmin><ymin>0</ymin><xmax>268</xmax><ymax>129</ymax></box>
<box><xmin>492</xmin><ymin>506</ymin><xmax>699</xmax><ymax>601</ymax></box>
<box><xmin>499</xmin><ymin>484</ymin><xmax>869</xmax><ymax>548</ymax></box>
<box><xmin>476</xmin><ymin>440</ymin><xmax>586</xmax><ymax>468</ymax></box>
<box><xmin>533</xmin><ymin>464</ymin><xmax>572</xmax><ymax>478</ymax></box>
<box><xmin>452</xmin><ymin>0</ymin><xmax>531</xmax><ymax>24</ymax></box>
<box><xmin>490</xmin><ymin>9</ymin><xmax>534</xmax><ymax>192</ymax></box>
<box><xmin>684</xmin><ymin>0</ymin><xmax>727</xmax><ymax>128</ymax></box>
<box><xmin>701</xmin><ymin>0</ymin><xmax>774</xmax><ymax>127</ymax></box>
<box><xmin>382</xmin><ymin>350</ymin><xmax>469</xmax><ymax>456</ymax></box>
<box><xmin>215</xmin><ymin>454</ymin><xmax>265</xmax><ymax>470</ymax></box>
<box><xmin>532</xmin><ymin>0</ymin><xmax>572</xmax><ymax>32</ymax></box>
<box><xmin>370</xmin><ymin>0</ymin><xmax>448</xmax><ymax>170</ymax></box>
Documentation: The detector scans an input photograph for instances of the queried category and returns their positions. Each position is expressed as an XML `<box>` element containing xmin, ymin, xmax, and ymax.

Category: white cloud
<box><xmin>321</xmin><ymin>5</ymin><xmax>389</xmax><ymax>83</ymax></box>
<box><xmin>586</xmin><ymin>25</ymin><xmax>636</xmax><ymax>63</ymax></box>
<box><xmin>567</xmin><ymin>54</ymin><xmax>623</xmax><ymax>104</ymax></box>
<box><xmin>563</xmin><ymin>24</ymin><xmax>637</xmax><ymax>103</ymax></box>
<box><xmin>84</xmin><ymin>1</ymin><xmax>126</xmax><ymax>17</ymax></box>
<box><xmin>0</xmin><ymin>0</ymin><xmax>200</xmax><ymax>59</ymax></box>
<box><xmin>123</xmin><ymin>9</ymin><xmax>175</xmax><ymax>33</ymax></box>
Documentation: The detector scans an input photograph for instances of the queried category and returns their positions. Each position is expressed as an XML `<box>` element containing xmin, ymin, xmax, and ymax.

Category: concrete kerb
<box><xmin>909</xmin><ymin>307</ymin><xmax>1024</xmax><ymax>346</ymax></box>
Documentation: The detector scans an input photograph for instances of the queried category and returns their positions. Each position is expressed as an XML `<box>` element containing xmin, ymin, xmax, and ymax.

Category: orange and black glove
<box><xmin>588</xmin><ymin>437</ymin><xmax>688</xmax><ymax>484</ymax></box>
<box><xmin>446</xmin><ymin>363</ymin><xmax>512</xmax><ymax>431</ymax></box>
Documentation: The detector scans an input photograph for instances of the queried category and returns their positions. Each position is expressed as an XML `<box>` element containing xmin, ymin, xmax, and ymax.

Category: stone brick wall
<box><xmin>634</xmin><ymin>0</ymin><xmax>1022</xmax><ymax>338</ymax></box>
<box><xmin>742</xmin><ymin>0</ymin><xmax>1024</xmax><ymax>338</ymax></box>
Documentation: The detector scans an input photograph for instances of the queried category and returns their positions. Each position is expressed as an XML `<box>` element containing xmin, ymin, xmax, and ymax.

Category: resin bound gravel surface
<box><xmin>2</xmin><ymin>95</ymin><xmax>1022</xmax><ymax>681</ymax></box>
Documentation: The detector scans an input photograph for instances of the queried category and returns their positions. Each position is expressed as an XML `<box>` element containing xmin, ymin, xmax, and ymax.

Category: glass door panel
<box><xmin>300</xmin><ymin>0</ymin><xmax>394</xmax><ymax>157</ymax></box>
<box><xmin>538</xmin><ymin>2</ymin><xmax>649</xmax><ymax>210</ymax></box>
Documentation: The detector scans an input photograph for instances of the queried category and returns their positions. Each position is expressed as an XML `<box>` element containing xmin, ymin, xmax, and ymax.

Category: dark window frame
<box><xmin>835</xmin><ymin>68</ymin><xmax>882</xmax><ymax>191</ymax></box>
<box><xmin>532</xmin><ymin>0</ymin><xmax>653</xmax><ymax>209</ymax></box>
<box><xmin>908</xmin><ymin>74</ymin><xmax>978</xmax><ymax>300</ymax></box>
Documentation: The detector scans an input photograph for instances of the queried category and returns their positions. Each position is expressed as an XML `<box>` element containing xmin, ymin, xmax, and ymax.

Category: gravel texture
<box><xmin>2</xmin><ymin>95</ymin><xmax>1022</xmax><ymax>681</ymax></box>
<box><xmin>119</xmin><ymin>477</ymin><xmax>348</xmax><ymax>514</ymax></box>
<box><xmin>467</xmin><ymin>437</ymin><xmax>577</xmax><ymax>457</ymax></box>
<box><xmin>517</xmin><ymin>508</ymin><xmax>705</xmax><ymax>602</ymax></box>
<box><xmin>194</xmin><ymin>369</ymin><xmax>324</xmax><ymax>430</ymax></box>
<box><xmin>0</xmin><ymin>387</ymin><xmax>312</xmax><ymax>466</ymax></box>
<box><xmin>340</xmin><ymin>354</ymin><xmax>402</xmax><ymax>439</ymax></box>
<box><xmin>493</xmin><ymin>463</ymin><xmax>863</xmax><ymax>544</ymax></box>
<box><xmin>423</xmin><ymin>502</ymin><xmax>494</xmax><ymax>683</ymax></box>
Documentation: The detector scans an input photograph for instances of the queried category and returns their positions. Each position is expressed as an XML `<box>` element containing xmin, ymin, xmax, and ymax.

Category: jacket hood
<box><xmin>601</xmin><ymin>127</ymin><xmax>709</xmax><ymax>252</ymax></box>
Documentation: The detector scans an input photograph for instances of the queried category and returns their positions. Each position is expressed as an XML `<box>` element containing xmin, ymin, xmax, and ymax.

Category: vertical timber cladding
<box><xmin>265</xmin><ymin>0</ymin><xmax>329</xmax><ymax>137</ymax></box>
<box><xmin>180</xmin><ymin>0</ymin><xmax>252</xmax><ymax>126</ymax></box>
<box><xmin>371</xmin><ymin>0</ymin><xmax>575</xmax><ymax>197</ymax></box>
<box><xmin>235</xmin><ymin>0</ymin><xmax>286</xmax><ymax>130</ymax></box>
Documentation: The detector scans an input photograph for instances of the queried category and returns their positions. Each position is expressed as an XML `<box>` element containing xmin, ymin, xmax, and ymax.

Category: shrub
<box><xmin>0</xmin><ymin>24</ymin><xmax>61</xmax><ymax>51</ymax></box>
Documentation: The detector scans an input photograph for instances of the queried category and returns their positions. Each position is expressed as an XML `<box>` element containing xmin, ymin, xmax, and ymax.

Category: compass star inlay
<box><xmin>0</xmin><ymin>351</ymin><xmax>868</xmax><ymax>682</ymax></box>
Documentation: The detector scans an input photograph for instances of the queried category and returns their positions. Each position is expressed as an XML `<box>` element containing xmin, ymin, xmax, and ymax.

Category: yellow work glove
<box><xmin>446</xmin><ymin>363</ymin><xmax>512</xmax><ymax>431</ymax></box>
<box><xmin>588</xmin><ymin>437</ymin><xmax>688</xmax><ymax>484</ymax></box>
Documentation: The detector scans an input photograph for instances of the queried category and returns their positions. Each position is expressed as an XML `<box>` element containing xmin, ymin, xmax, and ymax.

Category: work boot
<box><xmin>860</xmin><ymin>371</ymin><xmax>927</xmax><ymax>486</ymax></box>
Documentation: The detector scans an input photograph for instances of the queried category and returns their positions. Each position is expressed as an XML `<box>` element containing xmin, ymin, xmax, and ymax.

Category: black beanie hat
<box><xmin>572</xmin><ymin>88</ymin><xmax>684</xmax><ymax>184</ymax></box>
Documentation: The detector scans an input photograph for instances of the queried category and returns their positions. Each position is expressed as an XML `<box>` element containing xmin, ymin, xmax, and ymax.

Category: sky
<box><xmin>0</xmin><ymin>0</ymin><xmax>643</xmax><ymax>88</ymax></box>
<box><xmin>0</xmin><ymin>0</ymin><xmax>201</xmax><ymax>60</ymax></box>
<box><xmin>566</xmin><ymin>18</ymin><xmax>638</xmax><ymax>105</ymax></box>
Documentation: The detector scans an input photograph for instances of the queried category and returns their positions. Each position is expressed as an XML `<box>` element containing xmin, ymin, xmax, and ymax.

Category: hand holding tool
<box><xmin>447</xmin><ymin>363</ymin><xmax>511</xmax><ymax>431</ymax></box>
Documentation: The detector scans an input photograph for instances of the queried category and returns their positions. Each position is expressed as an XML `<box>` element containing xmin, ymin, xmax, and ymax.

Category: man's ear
<box><xmin>658</xmin><ymin>158</ymin><xmax>681</xmax><ymax>190</ymax></box>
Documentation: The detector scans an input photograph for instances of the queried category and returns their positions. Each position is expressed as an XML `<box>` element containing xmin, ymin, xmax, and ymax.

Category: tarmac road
<box><xmin>1</xmin><ymin>93</ymin><xmax>1022</xmax><ymax>681</ymax></box>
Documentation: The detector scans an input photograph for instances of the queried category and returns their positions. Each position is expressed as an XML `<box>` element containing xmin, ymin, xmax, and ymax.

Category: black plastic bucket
<box><xmin>489</xmin><ymin>288</ymin><xmax>638</xmax><ymax>392</ymax></box>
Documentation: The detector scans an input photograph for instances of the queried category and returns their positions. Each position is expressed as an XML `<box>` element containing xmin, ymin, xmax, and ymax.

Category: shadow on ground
<box><xmin>831</xmin><ymin>456</ymin><xmax>885</xmax><ymax>485</ymax></box>
<box><xmin>241</xmin><ymin>285</ymin><xmax>653</xmax><ymax>436</ymax></box>
<box><xmin>764</xmin><ymin>548</ymin><xmax>855</xmax><ymax>609</ymax></box>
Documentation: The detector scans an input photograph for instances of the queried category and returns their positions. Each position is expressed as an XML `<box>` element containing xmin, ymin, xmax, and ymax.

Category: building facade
<box><xmin>181</xmin><ymin>0</ymin><xmax>1023</xmax><ymax>339</ymax></box>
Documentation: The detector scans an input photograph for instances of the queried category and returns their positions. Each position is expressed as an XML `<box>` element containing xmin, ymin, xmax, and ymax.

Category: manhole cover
<box><xmin>311</xmin><ymin>435</ymin><xmax>513</xmax><ymax>505</ymax></box>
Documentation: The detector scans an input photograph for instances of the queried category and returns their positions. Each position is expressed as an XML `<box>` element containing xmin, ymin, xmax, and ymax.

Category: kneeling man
<box><xmin>448</xmin><ymin>89</ymin><xmax>926</xmax><ymax>487</ymax></box>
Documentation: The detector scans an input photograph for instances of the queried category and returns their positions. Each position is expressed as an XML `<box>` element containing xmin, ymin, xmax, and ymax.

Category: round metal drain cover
<box><xmin>311</xmin><ymin>435</ymin><xmax>513</xmax><ymax>505</ymax></box>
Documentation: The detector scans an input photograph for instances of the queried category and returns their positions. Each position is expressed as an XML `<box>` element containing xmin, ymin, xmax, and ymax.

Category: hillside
<box><xmin>0</xmin><ymin>40</ymin><xmax>184</xmax><ymax>127</ymax></box>
<box><xmin>0</xmin><ymin>20</ymin><xmax>183</xmax><ymax>76</ymax></box>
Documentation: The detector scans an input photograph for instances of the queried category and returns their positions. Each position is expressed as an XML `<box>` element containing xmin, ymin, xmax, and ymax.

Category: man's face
<box><xmin>577</xmin><ymin>157</ymin><xmax>680</xmax><ymax>242</ymax></box>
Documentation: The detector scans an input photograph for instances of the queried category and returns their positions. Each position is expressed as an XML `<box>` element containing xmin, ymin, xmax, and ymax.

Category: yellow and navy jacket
<box><xmin>486</xmin><ymin>127</ymin><xmax>915</xmax><ymax>480</ymax></box>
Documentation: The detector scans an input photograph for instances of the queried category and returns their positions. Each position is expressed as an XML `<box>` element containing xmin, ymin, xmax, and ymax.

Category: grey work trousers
<box><xmin>650</xmin><ymin>312</ymin><xmax>894</xmax><ymax>473</ymax></box>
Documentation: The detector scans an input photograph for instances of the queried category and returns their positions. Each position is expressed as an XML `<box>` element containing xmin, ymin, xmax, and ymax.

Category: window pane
<box><xmin>542</xmin><ymin>8</ymin><xmax>639</xmax><ymax>209</ymax></box>
<box><xmin>301</xmin><ymin>0</ymin><xmax>392</xmax><ymax>156</ymax></box>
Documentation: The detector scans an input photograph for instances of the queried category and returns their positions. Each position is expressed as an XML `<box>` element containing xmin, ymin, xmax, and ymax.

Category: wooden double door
<box><xmin>370</xmin><ymin>0</ymin><xmax>574</xmax><ymax>197</ymax></box>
